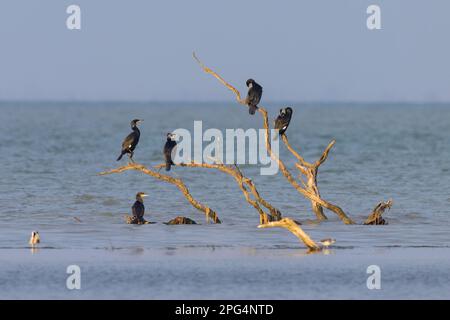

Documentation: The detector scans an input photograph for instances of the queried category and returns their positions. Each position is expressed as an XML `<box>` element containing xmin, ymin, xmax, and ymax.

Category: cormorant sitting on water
<box><xmin>132</xmin><ymin>192</ymin><xmax>148</xmax><ymax>224</ymax></box>
<box><xmin>163</xmin><ymin>133</ymin><xmax>177</xmax><ymax>171</ymax></box>
<box><xmin>274</xmin><ymin>107</ymin><xmax>293</xmax><ymax>138</ymax></box>
<box><xmin>117</xmin><ymin>119</ymin><xmax>142</xmax><ymax>161</ymax></box>
<box><xmin>245</xmin><ymin>79</ymin><xmax>263</xmax><ymax>115</ymax></box>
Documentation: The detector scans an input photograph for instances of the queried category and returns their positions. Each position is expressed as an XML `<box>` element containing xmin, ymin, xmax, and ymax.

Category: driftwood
<box><xmin>99</xmin><ymin>163</ymin><xmax>221</xmax><ymax>223</ymax></box>
<box><xmin>193</xmin><ymin>53</ymin><xmax>355</xmax><ymax>224</ymax></box>
<box><xmin>364</xmin><ymin>199</ymin><xmax>393</xmax><ymax>225</ymax></box>
<box><xmin>258</xmin><ymin>218</ymin><xmax>321</xmax><ymax>251</ymax></box>
<box><xmin>124</xmin><ymin>215</ymin><xmax>155</xmax><ymax>225</ymax></box>
<box><xmin>155</xmin><ymin>161</ymin><xmax>282</xmax><ymax>224</ymax></box>
<box><xmin>164</xmin><ymin>216</ymin><xmax>197</xmax><ymax>225</ymax></box>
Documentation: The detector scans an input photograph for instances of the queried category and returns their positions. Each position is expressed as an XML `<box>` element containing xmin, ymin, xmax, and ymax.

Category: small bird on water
<box><xmin>132</xmin><ymin>192</ymin><xmax>148</xmax><ymax>224</ymax></box>
<box><xmin>163</xmin><ymin>133</ymin><xmax>177</xmax><ymax>171</ymax></box>
<box><xmin>117</xmin><ymin>119</ymin><xmax>142</xmax><ymax>162</ymax></box>
<box><xmin>245</xmin><ymin>79</ymin><xmax>263</xmax><ymax>115</ymax></box>
<box><xmin>319</xmin><ymin>238</ymin><xmax>336</xmax><ymax>248</ymax></box>
<box><xmin>274</xmin><ymin>107</ymin><xmax>293</xmax><ymax>139</ymax></box>
<box><xmin>29</xmin><ymin>231</ymin><xmax>40</xmax><ymax>245</ymax></box>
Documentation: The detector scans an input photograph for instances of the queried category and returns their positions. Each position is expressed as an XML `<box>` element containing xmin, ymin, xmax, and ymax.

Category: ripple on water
<box><xmin>73</xmin><ymin>194</ymin><xmax>96</xmax><ymax>204</ymax></box>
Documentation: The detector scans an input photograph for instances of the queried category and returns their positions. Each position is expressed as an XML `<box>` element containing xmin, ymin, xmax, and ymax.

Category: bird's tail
<box><xmin>165</xmin><ymin>161</ymin><xmax>171</xmax><ymax>171</ymax></box>
<box><xmin>117</xmin><ymin>151</ymin><xmax>125</xmax><ymax>161</ymax></box>
<box><xmin>248</xmin><ymin>105</ymin><xmax>257</xmax><ymax>115</ymax></box>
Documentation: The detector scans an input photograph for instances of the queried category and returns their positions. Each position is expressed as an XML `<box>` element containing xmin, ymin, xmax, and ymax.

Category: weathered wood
<box><xmin>99</xmin><ymin>163</ymin><xmax>221</xmax><ymax>223</ymax></box>
<box><xmin>258</xmin><ymin>218</ymin><xmax>321</xmax><ymax>251</ymax></box>
<box><xmin>124</xmin><ymin>214</ymin><xmax>155</xmax><ymax>225</ymax></box>
<box><xmin>155</xmin><ymin>161</ymin><xmax>281</xmax><ymax>223</ymax></box>
<box><xmin>364</xmin><ymin>199</ymin><xmax>393</xmax><ymax>225</ymax></box>
<box><xmin>164</xmin><ymin>216</ymin><xmax>198</xmax><ymax>225</ymax></box>
<box><xmin>283</xmin><ymin>135</ymin><xmax>336</xmax><ymax>221</ymax></box>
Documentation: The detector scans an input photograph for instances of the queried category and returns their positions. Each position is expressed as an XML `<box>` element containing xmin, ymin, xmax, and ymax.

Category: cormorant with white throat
<box><xmin>163</xmin><ymin>133</ymin><xmax>177</xmax><ymax>171</ymax></box>
<box><xmin>117</xmin><ymin>119</ymin><xmax>142</xmax><ymax>162</ymax></box>
<box><xmin>132</xmin><ymin>192</ymin><xmax>148</xmax><ymax>224</ymax></box>
<box><xmin>274</xmin><ymin>107</ymin><xmax>293</xmax><ymax>137</ymax></box>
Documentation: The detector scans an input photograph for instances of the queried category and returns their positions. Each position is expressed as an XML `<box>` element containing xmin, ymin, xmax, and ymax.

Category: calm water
<box><xmin>0</xmin><ymin>102</ymin><xmax>449</xmax><ymax>299</ymax></box>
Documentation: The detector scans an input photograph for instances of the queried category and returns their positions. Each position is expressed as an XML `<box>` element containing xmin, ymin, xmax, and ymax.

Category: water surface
<box><xmin>0</xmin><ymin>102</ymin><xmax>449</xmax><ymax>299</ymax></box>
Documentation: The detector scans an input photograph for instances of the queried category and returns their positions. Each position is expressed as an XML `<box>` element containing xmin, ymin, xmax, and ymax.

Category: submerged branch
<box><xmin>258</xmin><ymin>218</ymin><xmax>321</xmax><ymax>251</ymax></box>
<box><xmin>364</xmin><ymin>199</ymin><xmax>393</xmax><ymax>225</ymax></box>
<box><xmin>99</xmin><ymin>163</ymin><xmax>221</xmax><ymax>223</ymax></box>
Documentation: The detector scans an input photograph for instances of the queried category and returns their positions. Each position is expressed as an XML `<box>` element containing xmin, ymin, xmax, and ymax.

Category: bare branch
<box><xmin>193</xmin><ymin>52</ymin><xmax>245</xmax><ymax>105</ymax></box>
<box><xmin>258</xmin><ymin>218</ymin><xmax>321</xmax><ymax>251</ymax></box>
<box><xmin>155</xmin><ymin>161</ymin><xmax>281</xmax><ymax>223</ymax></box>
<box><xmin>315</xmin><ymin>140</ymin><xmax>336</xmax><ymax>167</ymax></box>
<box><xmin>281</xmin><ymin>135</ymin><xmax>310</xmax><ymax>168</ymax></box>
<box><xmin>99</xmin><ymin>163</ymin><xmax>221</xmax><ymax>223</ymax></box>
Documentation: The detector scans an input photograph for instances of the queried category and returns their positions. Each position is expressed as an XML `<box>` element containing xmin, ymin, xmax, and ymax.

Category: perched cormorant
<box><xmin>132</xmin><ymin>192</ymin><xmax>148</xmax><ymax>224</ymax></box>
<box><xmin>163</xmin><ymin>133</ymin><xmax>177</xmax><ymax>171</ymax></box>
<box><xmin>274</xmin><ymin>107</ymin><xmax>293</xmax><ymax>138</ymax></box>
<box><xmin>29</xmin><ymin>231</ymin><xmax>40</xmax><ymax>245</ymax></box>
<box><xmin>117</xmin><ymin>119</ymin><xmax>142</xmax><ymax>162</ymax></box>
<box><xmin>245</xmin><ymin>79</ymin><xmax>263</xmax><ymax>115</ymax></box>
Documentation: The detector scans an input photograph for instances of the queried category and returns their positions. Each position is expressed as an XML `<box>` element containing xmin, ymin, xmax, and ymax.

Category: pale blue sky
<box><xmin>0</xmin><ymin>0</ymin><xmax>449</xmax><ymax>102</ymax></box>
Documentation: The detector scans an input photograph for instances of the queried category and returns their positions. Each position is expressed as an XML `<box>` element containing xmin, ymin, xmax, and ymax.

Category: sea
<box><xmin>0</xmin><ymin>101</ymin><xmax>449</xmax><ymax>299</ymax></box>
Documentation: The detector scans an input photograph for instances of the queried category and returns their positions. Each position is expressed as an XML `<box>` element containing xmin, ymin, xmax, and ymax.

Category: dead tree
<box><xmin>193</xmin><ymin>53</ymin><xmax>355</xmax><ymax>224</ymax></box>
<box><xmin>155</xmin><ymin>161</ymin><xmax>282</xmax><ymax>224</ymax></box>
<box><xmin>99</xmin><ymin>162</ymin><xmax>221</xmax><ymax>223</ymax></box>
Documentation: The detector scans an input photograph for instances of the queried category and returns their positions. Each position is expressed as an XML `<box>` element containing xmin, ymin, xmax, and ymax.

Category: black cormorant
<box><xmin>132</xmin><ymin>192</ymin><xmax>148</xmax><ymax>224</ymax></box>
<box><xmin>274</xmin><ymin>107</ymin><xmax>293</xmax><ymax>137</ymax></box>
<box><xmin>245</xmin><ymin>79</ymin><xmax>263</xmax><ymax>115</ymax></box>
<box><xmin>163</xmin><ymin>133</ymin><xmax>177</xmax><ymax>171</ymax></box>
<box><xmin>117</xmin><ymin>119</ymin><xmax>142</xmax><ymax>161</ymax></box>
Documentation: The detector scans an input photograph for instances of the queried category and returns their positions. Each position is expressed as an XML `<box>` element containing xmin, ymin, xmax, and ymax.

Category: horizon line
<box><xmin>1</xmin><ymin>99</ymin><xmax>450</xmax><ymax>105</ymax></box>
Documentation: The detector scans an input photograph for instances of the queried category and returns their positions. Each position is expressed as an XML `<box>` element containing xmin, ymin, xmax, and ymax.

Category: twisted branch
<box><xmin>155</xmin><ymin>161</ymin><xmax>281</xmax><ymax>224</ymax></box>
<box><xmin>99</xmin><ymin>162</ymin><xmax>221</xmax><ymax>223</ymax></box>
<box><xmin>194</xmin><ymin>53</ymin><xmax>355</xmax><ymax>224</ymax></box>
<box><xmin>284</xmin><ymin>135</ymin><xmax>336</xmax><ymax>221</ymax></box>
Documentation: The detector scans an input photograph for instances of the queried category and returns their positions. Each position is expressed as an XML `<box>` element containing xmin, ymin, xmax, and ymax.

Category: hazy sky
<box><xmin>0</xmin><ymin>0</ymin><xmax>449</xmax><ymax>102</ymax></box>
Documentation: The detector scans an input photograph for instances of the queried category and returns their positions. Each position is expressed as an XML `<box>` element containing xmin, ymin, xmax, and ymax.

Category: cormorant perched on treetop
<box><xmin>132</xmin><ymin>192</ymin><xmax>148</xmax><ymax>224</ymax></box>
<box><xmin>274</xmin><ymin>107</ymin><xmax>293</xmax><ymax>138</ymax></box>
<box><xmin>163</xmin><ymin>133</ymin><xmax>177</xmax><ymax>171</ymax></box>
<box><xmin>117</xmin><ymin>119</ymin><xmax>142</xmax><ymax>162</ymax></box>
<box><xmin>245</xmin><ymin>79</ymin><xmax>263</xmax><ymax>115</ymax></box>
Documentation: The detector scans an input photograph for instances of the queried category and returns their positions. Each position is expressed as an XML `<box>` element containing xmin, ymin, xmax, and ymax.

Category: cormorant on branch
<box><xmin>245</xmin><ymin>79</ymin><xmax>263</xmax><ymax>115</ymax></box>
<box><xmin>117</xmin><ymin>119</ymin><xmax>142</xmax><ymax>161</ymax></box>
<box><xmin>274</xmin><ymin>107</ymin><xmax>293</xmax><ymax>137</ymax></box>
<box><xmin>164</xmin><ymin>133</ymin><xmax>177</xmax><ymax>171</ymax></box>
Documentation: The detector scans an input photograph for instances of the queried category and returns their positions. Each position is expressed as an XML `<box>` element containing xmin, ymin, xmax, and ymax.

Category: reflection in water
<box><xmin>30</xmin><ymin>246</ymin><xmax>40</xmax><ymax>254</ymax></box>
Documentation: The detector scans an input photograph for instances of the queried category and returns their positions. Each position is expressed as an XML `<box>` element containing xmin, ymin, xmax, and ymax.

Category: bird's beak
<box><xmin>142</xmin><ymin>194</ymin><xmax>148</xmax><ymax>197</ymax></box>
<box><xmin>139</xmin><ymin>120</ymin><xmax>144</xmax><ymax>123</ymax></box>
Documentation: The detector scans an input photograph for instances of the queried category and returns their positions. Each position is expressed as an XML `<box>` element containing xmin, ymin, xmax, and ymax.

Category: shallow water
<box><xmin>0</xmin><ymin>102</ymin><xmax>449</xmax><ymax>299</ymax></box>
